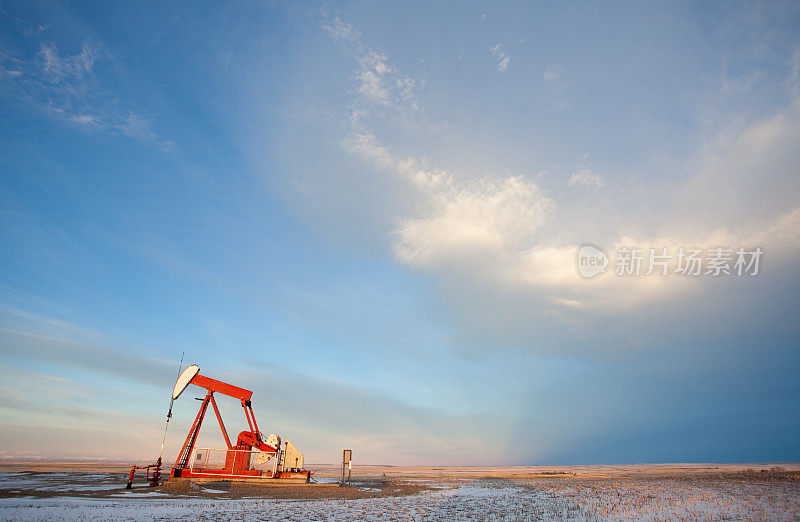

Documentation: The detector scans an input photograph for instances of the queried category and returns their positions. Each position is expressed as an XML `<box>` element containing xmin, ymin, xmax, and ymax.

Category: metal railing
<box><xmin>189</xmin><ymin>448</ymin><xmax>279</xmax><ymax>477</ymax></box>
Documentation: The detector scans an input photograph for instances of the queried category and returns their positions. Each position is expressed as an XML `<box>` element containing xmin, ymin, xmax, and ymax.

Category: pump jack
<box><xmin>127</xmin><ymin>364</ymin><xmax>310</xmax><ymax>486</ymax></box>
<box><xmin>170</xmin><ymin>366</ymin><xmax>310</xmax><ymax>482</ymax></box>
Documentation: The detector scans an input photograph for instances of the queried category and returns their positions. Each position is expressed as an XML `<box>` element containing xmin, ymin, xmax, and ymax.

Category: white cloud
<box><xmin>322</xmin><ymin>18</ymin><xmax>423</xmax><ymax>133</ymax></box>
<box><xmin>568</xmin><ymin>167</ymin><xmax>605</xmax><ymax>188</ymax></box>
<box><xmin>1</xmin><ymin>68</ymin><xmax>22</xmax><ymax>78</ymax></box>
<box><xmin>396</xmin><ymin>175</ymin><xmax>552</xmax><ymax>266</ymax></box>
<box><xmin>321</xmin><ymin>17</ymin><xmax>354</xmax><ymax>41</ymax></box>
<box><xmin>343</xmin><ymin>129</ymin><xmax>552</xmax><ymax>269</ymax></box>
<box><xmin>321</xmin><ymin>15</ymin><xmax>420</xmax><ymax>114</ymax></box>
<box><xmin>543</xmin><ymin>65</ymin><xmax>564</xmax><ymax>82</ymax></box>
<box><xmin>497</xmin><ymin>56</ymin><xmax>510</xmax><ymax>72</ymax></box>
<box><xmin>490</xmin><ymin>44</ymin><xmax>510</xmax><ymax>72</ymax></box>
<box><xmin>39</xmin><ymin>43</ymin><xmax>96</xmax><ymax>79</ymax></box>
<box><xmin>118</xmin><ymin>113</ymin><xmax>159</xmax><ymax>144</ymax></box>
<box><xmin>69</xmin><ymin>113</ymin><xmax>99</xmax><ymax>126</ymax></box>
<box><xmin>324</xmin><ymin>17</ymin><xmax>800</xmax><ymax>354</ymax></box>
<box><xmin>676</xmin><ymin>96</ymin><xmax>800</xmax><ymax>231</ymax></box>
<box><xmin>355</xmin><ymin>51</ymin><xmax>393</xmax><ymax>106</ymax></box>
<box><xmin>386</xmin><ymin>103</ymin><xmax>795</xmax><ymax>319</ymax></box>
<box><xmin>542</xmin><ymin>65</ymin><xmax>572</xmax><ymax>110</ymax></box>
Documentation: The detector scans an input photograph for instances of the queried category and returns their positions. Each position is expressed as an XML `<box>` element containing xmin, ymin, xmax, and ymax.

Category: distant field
<box><xmin>1</xmin><ymin>463</ymin><xmax>798</xmax><ymax>520</ymax></box>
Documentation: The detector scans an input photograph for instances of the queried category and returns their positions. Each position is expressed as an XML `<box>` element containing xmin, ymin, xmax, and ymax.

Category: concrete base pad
<box><xmin>167</xmin><ymin>476</ymin><xmax>316</xmax><ymax>485</ymax></box>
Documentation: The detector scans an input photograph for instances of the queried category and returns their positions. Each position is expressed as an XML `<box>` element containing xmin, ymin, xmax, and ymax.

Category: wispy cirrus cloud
<box><xmin>0</xmin><ymin>32</ymin><xmax>170</xmax><ymax>149</ymax></box>
<box><xmin>39</xmin><ymin>42</ymin><xmax>97</xmax><ymax>79</ymax></box>
<box><xmin>323</xmin><ymin>16</ymin><xmax>422</xmax><ymax>123</ymax></box>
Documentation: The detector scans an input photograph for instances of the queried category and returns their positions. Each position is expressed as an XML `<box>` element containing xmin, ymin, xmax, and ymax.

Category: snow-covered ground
<box><xmin>1</xmin><ymin>472</ymin><xmax>799</xmax><ymax>520</ymax></box>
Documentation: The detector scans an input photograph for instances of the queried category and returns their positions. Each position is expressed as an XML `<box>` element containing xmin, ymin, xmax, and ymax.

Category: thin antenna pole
<box><xmin>158</xmin><ymin>352</ymin><xmax>184</xmax><ymax>461</ymax></box>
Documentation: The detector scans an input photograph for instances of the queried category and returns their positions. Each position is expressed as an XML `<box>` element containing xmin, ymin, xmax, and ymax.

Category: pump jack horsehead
<box><xmin>127</xmin><ymin>364</ymin><xmax>311</xmax><ymax>487</ymax></box>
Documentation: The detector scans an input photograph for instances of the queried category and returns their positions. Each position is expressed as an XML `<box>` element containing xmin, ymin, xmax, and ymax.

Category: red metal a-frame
<box><xmin>170</xmin><ymin>373</ymin><xmax>299</xmax><ymax>480</ymax></box>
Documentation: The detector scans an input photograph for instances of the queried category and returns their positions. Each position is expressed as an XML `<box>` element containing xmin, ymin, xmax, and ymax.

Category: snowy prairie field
<box><xmin>0</xmin><ymin>463</ymin><xmax>798</xmax><ymax>520</ymax></box>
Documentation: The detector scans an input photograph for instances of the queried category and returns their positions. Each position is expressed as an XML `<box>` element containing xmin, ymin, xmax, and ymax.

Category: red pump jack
<box><xmin>127</xmin><ymin>364</ymin><xmax>309</xmax><ymax>487</ymax></box>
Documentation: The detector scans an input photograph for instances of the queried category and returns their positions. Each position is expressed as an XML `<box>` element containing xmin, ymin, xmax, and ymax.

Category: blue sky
<box><xmin>1</xmin><ymin>1</ymin><xmax>799</xmax><ymax>465</ymax></box>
